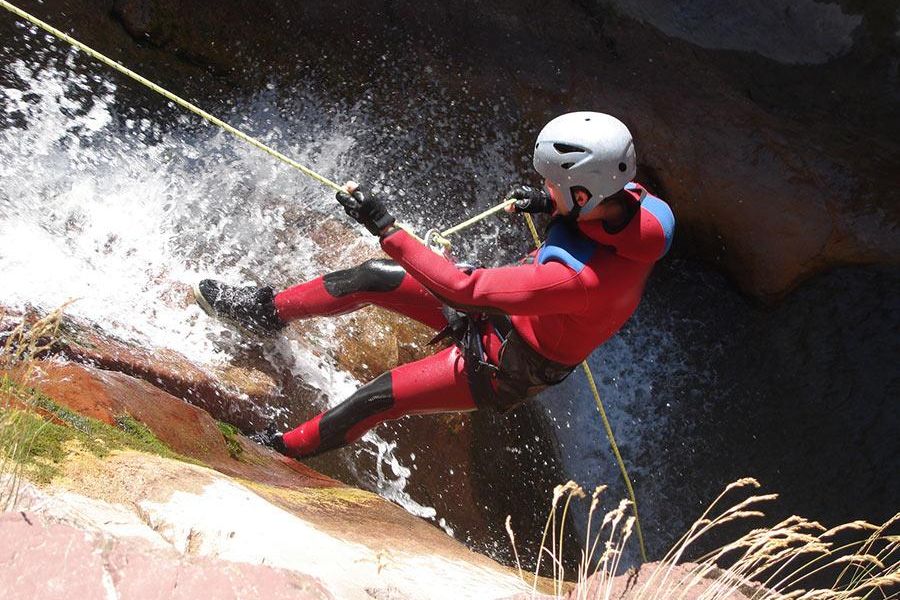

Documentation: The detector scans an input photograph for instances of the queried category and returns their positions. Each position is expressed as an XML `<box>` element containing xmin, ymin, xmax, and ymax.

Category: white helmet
<box><xmin>533</xmin><ymin>112</ymin><xmax>636</xmax><ymax>217</ymax></box>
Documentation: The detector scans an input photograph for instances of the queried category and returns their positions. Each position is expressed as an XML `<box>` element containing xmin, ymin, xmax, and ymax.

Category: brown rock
<box><xmin>55</xmin><ymin>322</ymin><xmax>278</xmax><ymax>429</ymax></box>
<box><xmin>28</xmin><ymin>359</ymin><xmax>339</xmax><ymax>489</ymax></box>
<box><xmin>330</xmin><ymin>307</ymin><xmax>438</xmax><ymax>382</ymax></box>
<box><xmin>3</xmin><ymin>301</ymin><xmax>575</xmax><ymax>568</ymax></box>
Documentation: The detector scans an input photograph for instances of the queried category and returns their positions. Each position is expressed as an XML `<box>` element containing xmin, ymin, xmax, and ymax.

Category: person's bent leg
<box><xmin>274</xmin><ymin>259</ymin><xmax>446</xmax><ymax>330</ymax></box>
<box><xmin>279</xmin><ymin>345</ymin><xmax>474</xmax><ymax>457</ymax></box>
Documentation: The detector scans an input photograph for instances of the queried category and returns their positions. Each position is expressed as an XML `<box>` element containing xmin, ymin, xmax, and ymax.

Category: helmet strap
<box><xmin>567</xmin><ymin>203</ymin><xmax>582</xmax><ymax>222</ymax></box>
<box><xmin>567</xmin><ymin>185</ymin><xmax>594</xmax><ymax>221</ymax></box>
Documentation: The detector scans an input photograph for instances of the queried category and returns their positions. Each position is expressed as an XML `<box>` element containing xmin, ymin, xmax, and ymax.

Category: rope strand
<box><xmin>0</xmin><ymin>0</ymin><xmax>344</xmax><ymax>192</ymax></box>
<box><xmin>524</xmin><ymin>214</ymin><xmax>648</xmax><ymax>562</ymax></box>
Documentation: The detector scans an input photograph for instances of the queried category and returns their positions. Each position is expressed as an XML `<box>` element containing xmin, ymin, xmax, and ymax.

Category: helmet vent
<box><xmin>553</xmin><ymin>143</ymin><xmax>586</xmax><ymax>154</ymax></box>
<box><xmin>561</xmin><ymin>162</ymin><xmax>575</xmax><ymax>169</ymax></box>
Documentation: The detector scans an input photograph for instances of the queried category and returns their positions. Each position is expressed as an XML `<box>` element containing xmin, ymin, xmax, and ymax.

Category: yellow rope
<box><xmin>2</xmin><ymin>0</ymin><xmax>649</xmax><ymax>561</ymax></box>
<box><xmin>0</xmin><ymin>0</ymin><xmax>344</xmax><ymax>193</ymax></box>
<box><xmin>440</xmin><ymin>198</ymin><xmax>517</xmax><ymax>237</ymax></box>
<box><xmin>0</xmin><ymin>0</ymin><xmax>521</xmax><ymax>239</ymax></box>
<box><xmin>523</xmin><ymin>214</ymin><xmax>648</xmax><ymax>563</ymax></box>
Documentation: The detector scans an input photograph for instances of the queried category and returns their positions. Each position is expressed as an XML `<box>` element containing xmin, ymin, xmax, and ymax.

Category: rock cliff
<box><xmin>1</xmin><ymin>0</ymin><xmax>896</xmax><ymax>299</ymax></box>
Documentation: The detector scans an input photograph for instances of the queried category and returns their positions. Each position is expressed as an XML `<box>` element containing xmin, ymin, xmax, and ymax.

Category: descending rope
<box><xmin>2</xmin><ymin>0</ymin><xmax>648</xmax><ymax>562</ymax></box>
<box><xmin>0</xmin><ymin>0</ymin><xmax>344</xmax><ymax>192</ymax></box>
<box><xmin>523</xmin><ymin>214</ymin><xmax>648</xmax><ymax>562</ymax></box>
<box><xmin>440</xmin><ymin>199</ymin><xmax>517</xmax><ymax>238</ymax></box>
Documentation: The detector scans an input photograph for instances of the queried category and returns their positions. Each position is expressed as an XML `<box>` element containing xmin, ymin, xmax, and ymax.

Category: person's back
<box><xmin>519</xmin><ymin>181</ymin><xmax>674</xmax><ymax>365</ymax></box>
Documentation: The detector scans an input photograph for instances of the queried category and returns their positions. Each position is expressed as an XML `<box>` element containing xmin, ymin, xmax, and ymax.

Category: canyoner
<box><xmin>197</xmin><ymin>111</ymin><xmax>675</xmax><ymax>464</ymax></box>
<box><xmin>197</xmin><ymin>112</ymin><xmax>674</xmax><ymax>564</ymax></box>
<box><xmin>1</xmin><ymin>0</ymin><xmax>673</xmax><ymax>563</ymax></box>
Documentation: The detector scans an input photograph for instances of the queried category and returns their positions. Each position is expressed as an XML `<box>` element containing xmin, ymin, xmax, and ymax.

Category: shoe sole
<box><xmin>192</xmin><ymin>281</ymin><xmax>217</xmax><ymax>319</ymax></box>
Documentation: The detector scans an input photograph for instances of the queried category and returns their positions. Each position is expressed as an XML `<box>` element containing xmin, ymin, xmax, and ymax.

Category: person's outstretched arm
<box><xmin>334</xmin><ymin>180</ymin><xmax>587</xmax><ymax>316</ymax></box>
<box><xmin>380</xmin><ymin>228</ymin><xmax>587</xmax><ymax>316</ymax></box>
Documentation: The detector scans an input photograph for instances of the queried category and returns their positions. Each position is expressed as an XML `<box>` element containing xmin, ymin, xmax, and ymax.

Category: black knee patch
<box><xmin>318</xmin><ymin>372</ymin><xmax>395</xmax><ymax>452</ymax></box>
<box><xmin>323</xmin><ymin>259</ymin><xmax>407</xmax><ymax>298</ymax></box>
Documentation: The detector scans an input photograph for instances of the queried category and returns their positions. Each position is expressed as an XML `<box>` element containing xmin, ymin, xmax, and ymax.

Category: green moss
<box><xmin>0</xmin><ymin>381</ymin><xmax>192</xmax><ymax>484</ymax></box>
<box><xmin>1</xmin><ymin>410</ymin><xmax>79</xmax><ymax>483</ymax></box>
<box><xmin>115</xmin><ymin>414</ymin><xmax>185</xmax><ymax>458</ymax></box>
<box><xmin>216</xmin><ymin>420</ymin><xmax>244</xmax><ymax>460</ymax></box>
<box><xmin>32</xmin><ymin>391</ymin><xmax>100</xmax><ymax>436</ymax></box>
<box><xmin>244</xmin><ymin>479</ymin><xmax>377</xmax><ymax>511</ymax></box>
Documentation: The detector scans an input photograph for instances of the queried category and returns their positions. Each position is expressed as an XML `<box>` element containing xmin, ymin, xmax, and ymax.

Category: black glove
<box><xmin>508</xmin><ymin>185</ymin><xmax>554</xmax><ymax>214</ymax></box>
<box><xmin>335</xmin><ymin>186</ymin><xmax>396</xmax><ymax>236</ymax></box>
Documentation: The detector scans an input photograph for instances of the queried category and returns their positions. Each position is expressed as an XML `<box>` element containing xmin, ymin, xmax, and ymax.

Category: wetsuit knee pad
<box><xmin>322</xmin><ymin>259</ymin><xmax>406</xmax><ymax>297</ymax></box>
<box><xmin>318</xmin><ymin>372</ymin><xmax>395</xmax><ymax>450</ymax></box>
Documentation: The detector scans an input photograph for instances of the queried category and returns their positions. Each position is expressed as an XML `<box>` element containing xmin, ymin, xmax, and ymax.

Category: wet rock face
<box><xmin>1</xmin><ymin>305</ymin><xmax>571</xmax><ymax>567</ymax></box>
<box><xmin>596</xmin><ymin>262</ymin><xmax>900</xmax><ymax>555</ymax></box>
<box><xmin>606</xmin><ymin>0</ymin><xmax>864</xmax><ymax>64</ymax></box>
<box><xmin>5</xmin><ymin>0</ymin><xmax>896</xmax><ymax>300</ymax></box>
<box><xmin>47</xmin><ymin>310</ymin><xmax>299</xmax><ymax>433</ymax></box>
<box><xmin>25</xmin><ymin>358</ymin><xmax>340</xmax><ymax>489</ymax></box>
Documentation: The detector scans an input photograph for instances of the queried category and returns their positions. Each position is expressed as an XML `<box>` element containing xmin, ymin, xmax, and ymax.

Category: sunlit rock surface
<box><xmin>0</xmin><ymin>511</ymin><xmax>334</xmax><ymax>600</ymax></box>
<box><xmin>3</xmin><ymin>459</ymin><xmax>534</xmax><ymax>600</ymax></box>
<box><xmin>1</xmin><ymin>304</ymin><xmax>572</xmax><ymax>567</ymax></box>
<box><xmin>0</xmin><ymin>334</ymin><xmax>540</xmax><ymax>598</ymax></box>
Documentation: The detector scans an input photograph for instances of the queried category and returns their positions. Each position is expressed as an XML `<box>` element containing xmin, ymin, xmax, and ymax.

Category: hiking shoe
<box><xmin>254</xmin><ymin>422</ymin><xmax>294</xmax><ymax>458</ymax></box>
<box><xmin>193</xmin><ymin>279</ymin><xmax>286</xmax><ymax>335</ymax></box>
<box><xmin>271</xmin><ymin>432</ymin><xmax>289</xmax><ymax>456</ymax></box>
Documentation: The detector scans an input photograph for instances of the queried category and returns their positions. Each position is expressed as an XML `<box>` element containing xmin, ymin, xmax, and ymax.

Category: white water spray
<box><xmin>0</xmin><ymin>49</ymin><xmax>442</xmax><ymax>527</ymax></box>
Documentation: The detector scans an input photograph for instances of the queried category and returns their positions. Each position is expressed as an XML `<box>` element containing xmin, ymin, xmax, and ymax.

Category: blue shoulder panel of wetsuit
<box><xmin>537</xmin><ymin>221</ymin><xmax>598</xmax><ymax>273</ymax></box>
<box><xmin>641</xmin><ymin>193</ymin><xmax>676</xmax><ymax>256</ymax></box>
<box><xmin>626</xmin><ymin>182</ymin><xmax>675</xmax><ymax>257</ymax></box>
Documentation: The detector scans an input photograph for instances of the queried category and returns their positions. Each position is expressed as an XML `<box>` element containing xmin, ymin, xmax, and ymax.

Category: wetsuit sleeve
<box><xmin>380</xmin><ymin>229</ymin><xmax>588</xmax><ymax>315</ymax></box>
<box><xmin>581</xmin><ymin>197</ymin><xmax>675</xmax><ymax>263</ymax></box>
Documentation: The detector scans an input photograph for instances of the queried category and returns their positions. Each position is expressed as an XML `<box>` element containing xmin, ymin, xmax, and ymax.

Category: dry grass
<box><xmin>509</xmin><ymin>478</ymin><xmax>898</xmax><ymax>600</ymax></box>
<box><xmin>0</xmin><ymin>305</ymin><xmax>67</xmax><ymax>509</ymax></box>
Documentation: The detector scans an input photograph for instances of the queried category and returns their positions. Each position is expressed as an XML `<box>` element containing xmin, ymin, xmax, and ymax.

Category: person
<box><xmin>194</xmin><ymin>111</ymin><xmax>675</xmax><ymax>459</ymax></box>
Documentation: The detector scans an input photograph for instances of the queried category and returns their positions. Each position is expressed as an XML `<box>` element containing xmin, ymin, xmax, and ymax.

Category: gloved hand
<box><xmin>336</xmin><ymin>184</ymin><xmax>396</xmax><ymax>236</ymax></box>
<box><xmin>506</xmin><ymin>185</ymin><xmax>554</xmax><ymax>214</ymax></box>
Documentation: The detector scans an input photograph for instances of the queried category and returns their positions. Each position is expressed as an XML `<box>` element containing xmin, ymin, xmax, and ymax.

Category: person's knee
<box><xmin>322</xmin><ymin>259</ymin><xmax>407</xmax><ymax>297</ymax></box>
<box><xmin>318</xmin><ymin>372</ymin><xmax>395</xmax><ymax>449</ymax></box>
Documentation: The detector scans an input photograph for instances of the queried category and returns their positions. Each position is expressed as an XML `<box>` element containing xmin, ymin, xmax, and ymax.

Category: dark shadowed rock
<box><xmin>2</xmin><ymin>0</ymin><xmax>894</xmax><ymax>299</ymax></box>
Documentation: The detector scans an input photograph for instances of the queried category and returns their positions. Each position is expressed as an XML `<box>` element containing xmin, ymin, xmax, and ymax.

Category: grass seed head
<box><xmin>726</xmin><ymin>477</ymin><xmax>762</xmax><ymax>492</ymax></box>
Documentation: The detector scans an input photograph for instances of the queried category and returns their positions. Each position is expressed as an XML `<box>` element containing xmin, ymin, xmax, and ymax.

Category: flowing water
<box><xmin>2</xmin><ymin>29</ymin><xmax>897</xmax><ymax>565</ymax></box>
<box><xmin>0</xmin><ymin>36</ymin><xmax>526</xmax><ymax>534</ymax></box>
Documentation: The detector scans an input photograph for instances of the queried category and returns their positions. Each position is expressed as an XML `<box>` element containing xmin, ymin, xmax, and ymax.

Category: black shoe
<box><xmin>271</xmin><ymin>432</ymin><xmax>288</xmax><ymax>456</ymax></box>
<box><xmin>255</xmin><ymin>422</ymin><xmax>291</xmax><ymax>457</ymax></box>
<box><xmin>250</xmin><ymin>421</ymin><xmax>287</xmax><ymax>456</ymax></box>
<box><xmin>193</xmin><ymin>279</ymin><xmax>286</xmax><ymax>335</ymax></box>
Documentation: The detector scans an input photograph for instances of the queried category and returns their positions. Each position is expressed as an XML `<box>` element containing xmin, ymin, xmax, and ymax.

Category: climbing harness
<box><xmin>0</xmin><ymin>0</ymin><xmax>648</xmax><ymax>561</ymax></box>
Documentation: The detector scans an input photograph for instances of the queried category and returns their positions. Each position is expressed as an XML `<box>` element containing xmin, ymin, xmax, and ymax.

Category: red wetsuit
<box><xmin>276</xmin><ymin>182</ymin><xmax>674</xmax><ymax>457</ymax></box>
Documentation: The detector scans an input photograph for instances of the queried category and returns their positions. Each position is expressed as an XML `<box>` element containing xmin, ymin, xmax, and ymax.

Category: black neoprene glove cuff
<box><xmin>336</xmin><ymin>186</ymin><xmax>397</xmax><ymax>236</ymax></box>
